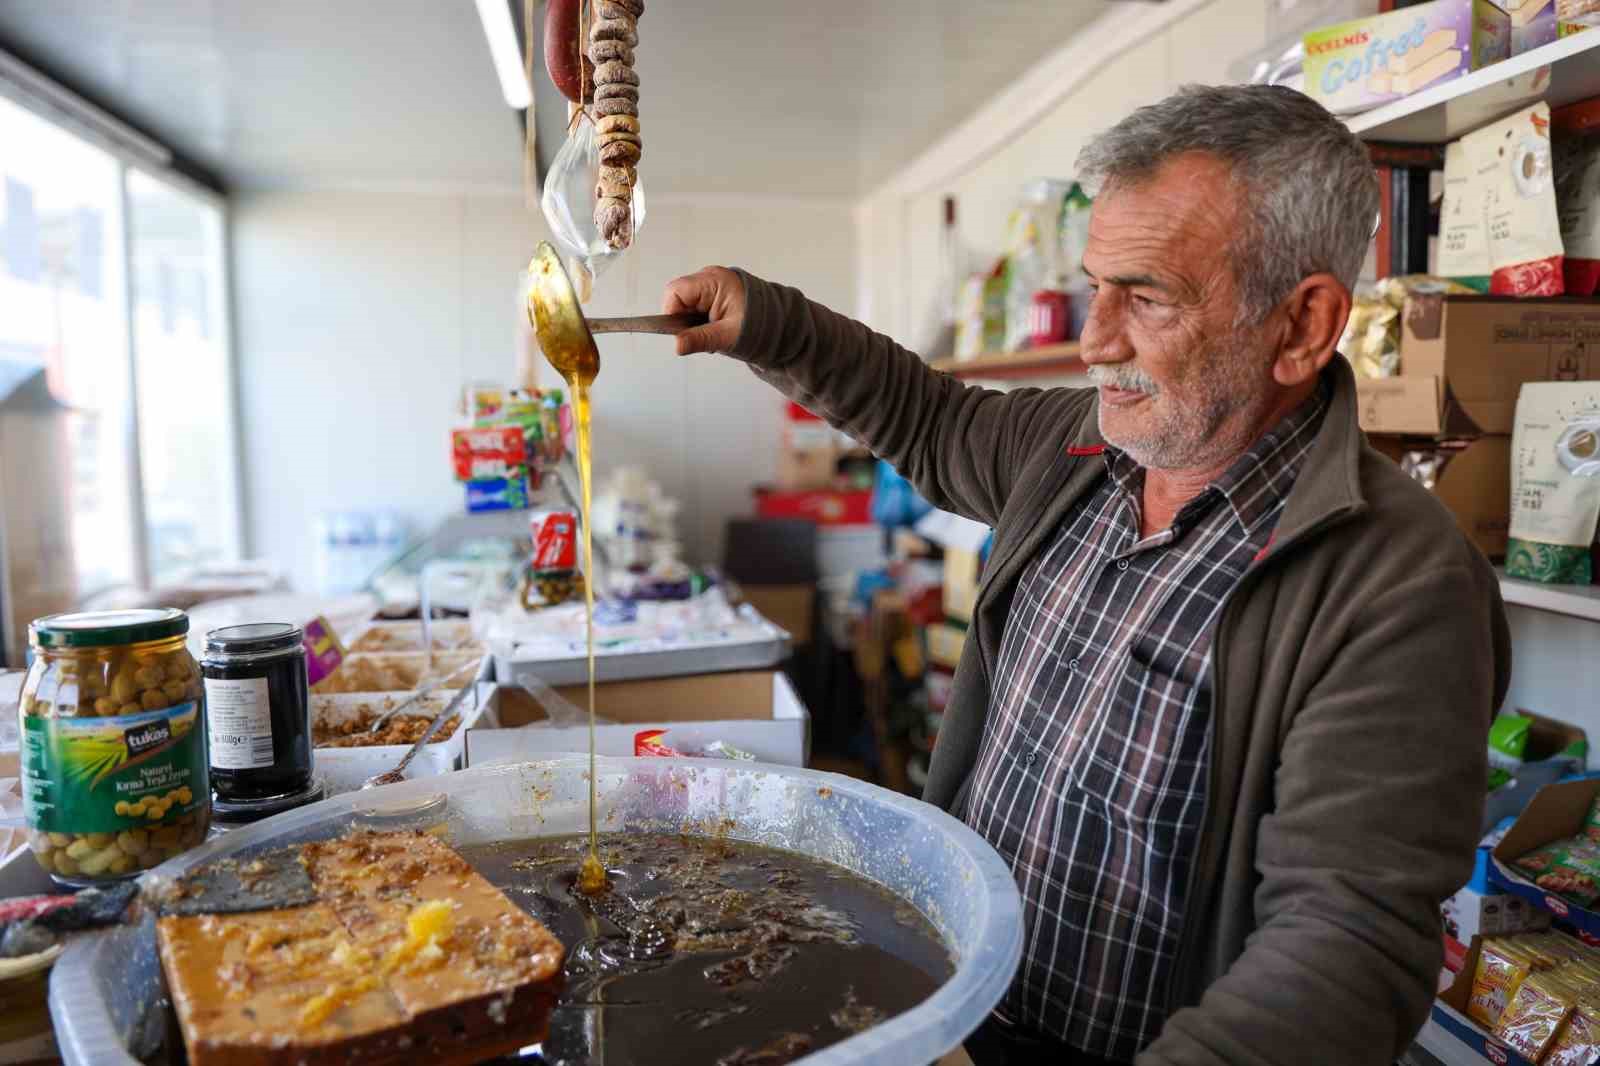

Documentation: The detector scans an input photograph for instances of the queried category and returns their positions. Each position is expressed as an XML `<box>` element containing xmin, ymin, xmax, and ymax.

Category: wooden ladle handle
<box><xmin>587</xmin><ymin>312</ymin><xmax>710</xmax><ymax>335</ymax></box>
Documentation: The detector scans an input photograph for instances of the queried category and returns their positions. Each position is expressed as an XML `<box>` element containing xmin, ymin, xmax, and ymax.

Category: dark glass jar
<box><xmin>201</xmin><ymin>623</ymin><xmax>312</xmax><ymax>802</ymax></box>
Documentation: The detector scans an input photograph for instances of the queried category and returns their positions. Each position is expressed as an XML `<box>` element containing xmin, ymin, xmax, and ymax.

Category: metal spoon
<box><xmin>361</xmin><ymin>680</ymin><xmax>476</xmax><ymax>790</ymax></box>
<box><xmin>525</xmin><ymin>241</ymin><xmax>706</xmax><ymax>385</ymax></box>
<box><xmin>364</xmin><ymin>657</ymin><xmax>480</xmax><ymax>734</ymax></box>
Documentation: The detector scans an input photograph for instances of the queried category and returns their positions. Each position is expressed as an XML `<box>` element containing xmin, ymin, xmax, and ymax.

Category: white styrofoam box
<box><xmin>313</xmin><ymin>650</ymin><xmax>483</xmax><ymax>694</ymax></box>
<box><xmin>344</xmin><ymin>620</ymin><xmax>485</xmax><ymax>656</ymax></box>
<box><xmin>817</xmin><ymin>525</ymin><xmax>888</xmax><ymax>581</ymax></box>
<box><xmin>465</xmin><ymin>671</ymin><xmax>809</xmax><ymax>769</ymax></box>
<box><xmin>311</xmin><ymin>684</ymin><xmax>495</xmax><ymax>795</ymax></box>
<box><xmin>310</xmin><ymin>656</ymin><xmax>494</xmax><ymax>794</ymax></box>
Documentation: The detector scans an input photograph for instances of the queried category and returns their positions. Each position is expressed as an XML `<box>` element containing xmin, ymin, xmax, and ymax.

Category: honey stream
<box><xmin>568</xmin><ymin>379</ymin><xmax>607</xmax><ymax>896</ymax></box>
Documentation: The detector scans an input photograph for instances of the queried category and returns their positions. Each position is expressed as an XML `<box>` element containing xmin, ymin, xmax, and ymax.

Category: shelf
<box><xmin>930</xmin><ymin>343</ymin><xmax>1084</xmax><ymax>381</ymax></box>
<box><xmin>1497</xmin><ymin>568</ymin><xmax>1600</xmax><ymax>623</ymax></box>
<box><xmin>1414</xmin><ymin>1016</ymin><xmax>1502</xmax><ymax>1066</ymax></box>
<box><xmin>1347</xmin><ymin>35</ymin><xmax>1600</xmax><ymax>144</ymax></box>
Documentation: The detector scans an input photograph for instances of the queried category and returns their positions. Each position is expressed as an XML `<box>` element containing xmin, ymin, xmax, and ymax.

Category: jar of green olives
<box><xmin>19</xmin><ymin>609</ymin><xmax>211</xmax><ymax>885</ymax></box>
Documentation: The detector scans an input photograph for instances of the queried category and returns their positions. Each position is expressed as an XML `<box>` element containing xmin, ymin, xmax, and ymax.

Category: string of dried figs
<box><xmin>589</xmin><ymin>0</ymin><xmax>643</xmax><ymax>250</ymax></box>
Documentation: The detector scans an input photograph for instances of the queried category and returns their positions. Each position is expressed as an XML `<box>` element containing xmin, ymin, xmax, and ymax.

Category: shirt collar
<box><xmin>1102</xmin><ymin>381</ymin><xmax>1330</xmax><ymax>535</ymax></box>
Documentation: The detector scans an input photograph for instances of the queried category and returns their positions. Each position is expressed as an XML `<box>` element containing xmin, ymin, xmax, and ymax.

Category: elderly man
<box><xmin>665</xmin><ymin>85</ymin><xmax>1510</xmax><ymax>1065</ymax></box>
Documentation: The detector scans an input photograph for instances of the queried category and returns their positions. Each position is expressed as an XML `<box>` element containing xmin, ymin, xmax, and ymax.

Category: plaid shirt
<box><xmin>962</xmin><ymin>386</ymin><xmax>1328</xmax><ymax>1062</ymax></box>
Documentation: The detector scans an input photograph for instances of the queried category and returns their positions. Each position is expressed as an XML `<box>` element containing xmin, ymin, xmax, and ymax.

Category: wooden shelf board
<box><xmin>1347</xmin><ymin>35</ymin><xmax>1600</xmax><ymax>145</ymax></box>
<box><xmin>930</xmin><ymin>344</ymin><xmax>1084</xmax><ymax>380</ymax></box>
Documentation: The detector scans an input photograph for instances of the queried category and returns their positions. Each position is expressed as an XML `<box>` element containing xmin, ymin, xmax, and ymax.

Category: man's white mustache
<box><xmin>1086</xmin><ymin>364</ymin><xmax>1161</xmax><ymax>395</ymax></box>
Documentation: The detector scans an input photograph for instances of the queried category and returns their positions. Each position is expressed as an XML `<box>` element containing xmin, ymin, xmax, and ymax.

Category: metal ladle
<box><xmin>525</xmin><ymin>241</ymin><xmax>706</xmax><ymax>384</ymax></box>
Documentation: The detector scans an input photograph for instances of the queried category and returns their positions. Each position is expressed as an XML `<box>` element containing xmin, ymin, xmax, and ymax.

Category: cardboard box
<box><xmin>738</xmin><ymin>583</ymin><xmax>815</xmax><ymax>645</ymax></box>
<box><xmin>943</xmin><ymin>548</ymin><xmax>981</xmax><ymax>624</ymax></box>
<box><xmin>1478</xmin><ymin>0</ymin><xmax>1558</xmax><ymax>56</ymax></box>
<box><xmin>1431</xmin><ymin>936</ymin><xmax>1541</xmax><ymax>1066</ymax></box>
<box><xmin>464</xmin><ymin>670</ymin><xmax>809</xmax><ymax>768</ymax></box>
<box><xmin>1359</xmin><ymin>295</ymin><xmax>1600</xmax><ymax>436</ymax></box>
<box><xmin>776</xmin><ymin>444</ymin><xmax>840</xmax><ymax>492</ymax></box>
<box><xmin>1490</xmin><ymin>777</ymin><xmax>1600</xmax><ymax>935</ymax></box>
<box><xmin>1304</xmin><ymin>0</ymin><xmax>1479</xmax><ymax>116</ymax></box>
<box><xmin>1370</xmin><ymin>435</ymin><xmax>1510</xmax><ymax>556</ymax></box>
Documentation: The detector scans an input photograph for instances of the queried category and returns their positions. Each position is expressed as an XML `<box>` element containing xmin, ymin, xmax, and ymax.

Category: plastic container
<box><xmin>50</xmin><ymin>756</ymin><xmax>1023</xmax><ymax>1066</ymax></box>
<box><xmin>19</xmin><ymin>609</ymin><xmax>210</xmax><ymax>886</ymax></box>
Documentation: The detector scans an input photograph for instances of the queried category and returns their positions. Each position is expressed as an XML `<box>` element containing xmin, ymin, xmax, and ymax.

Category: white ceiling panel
<box><xmin>0</xmin><ymin>0</ymin><xmax>1106</xmax><ymax>196</ymax></box>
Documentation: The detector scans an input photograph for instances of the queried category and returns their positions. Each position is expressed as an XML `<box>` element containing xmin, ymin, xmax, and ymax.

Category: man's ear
<box><xmin>1272</xmin><ymin>273</ymin><xmax>1350</xmax><ymax>388</ymax></box>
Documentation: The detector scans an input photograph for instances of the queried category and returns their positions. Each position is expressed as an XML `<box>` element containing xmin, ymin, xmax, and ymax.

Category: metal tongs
<box><xmin>361</xmin><ymin>680</ymin><xmax>477</xmax><ymax>790</ymax></box>
<box><xmin>365</xmin><ymin>657</ymin><xmax>481</xmax><ymax>734</ymax></box>
<box><xmin>525</xmin><ymin>240</ymin><xmax>705</xmax><ymax>385</ymax></box>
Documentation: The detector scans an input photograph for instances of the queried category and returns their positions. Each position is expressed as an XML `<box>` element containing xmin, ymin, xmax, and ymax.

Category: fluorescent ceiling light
<box><xmin>475</xmin><ymin>0</ymin><xmax>532</xmax><ymax>110</ymax></box>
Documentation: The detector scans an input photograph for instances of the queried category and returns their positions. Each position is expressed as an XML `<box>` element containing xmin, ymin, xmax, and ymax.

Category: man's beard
<box><xmin>1088</xmin><ymin>331</ymin><xmax>1271</xmax><ymax>471</ymax></box>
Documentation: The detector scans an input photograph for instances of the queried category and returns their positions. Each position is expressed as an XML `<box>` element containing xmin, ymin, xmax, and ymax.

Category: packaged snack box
<box><xmin>1304</xmin><ymin>0</ymin><xmax>1490</xmax><ymax>115</ymax></box>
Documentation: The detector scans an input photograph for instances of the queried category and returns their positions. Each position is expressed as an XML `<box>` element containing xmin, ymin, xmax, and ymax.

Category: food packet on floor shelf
<box><xmin>1470</xmin><ymin>938</ymin><xmax>1544</xmax><ymax>1026</ymax></box>
<box><xmin>1547</xmin><ymin>1001</ymin><xmax>1600</xmax><ymax>1066</ymax></box>
<box><xmin>1495</xmin><ymin>969</ymin><xmax>1584</xmax><ymax>1060</ymax></box>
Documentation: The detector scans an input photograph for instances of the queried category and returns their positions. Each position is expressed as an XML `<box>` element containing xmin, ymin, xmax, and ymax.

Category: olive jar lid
<box><xmin>31</xmin><ymin>608</ymin><xmax>189</xmax><ymax>648</ymax></box>
<box><xmin>204</xmin><ymin>622</ymin><xmax>304</xmax><ymax>656</ymax></box>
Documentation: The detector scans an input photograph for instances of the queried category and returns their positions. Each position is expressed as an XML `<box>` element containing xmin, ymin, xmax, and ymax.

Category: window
<box><xmin>0</xmin><ymin>90</ymin><xmax>238</xmax><ymax>600</ymax></box>
<box><xmin>127</xmin><ymin>171</ymin><xmax>238</xmax><ymax>584</ymax></box>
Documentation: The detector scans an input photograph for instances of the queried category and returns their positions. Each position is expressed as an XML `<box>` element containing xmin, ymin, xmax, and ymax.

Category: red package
<box><xmin>531</xmin><ymin>511</ymin><xmax>578</xmax><ymax>572</ymax></box>
<box><xmin>635</xmin><ymin>729</ymin><xmax>683</xmax><ymax>757</ymax></box>
<box><xmin>1491</xmin><ymin>256</ymin><xmax>1567</xmax><ymax>297</ymax></box>
<box><xmin>451</xmin><ymin>426</ymin><xmax>526</xmax><ymax>482</ymax></box>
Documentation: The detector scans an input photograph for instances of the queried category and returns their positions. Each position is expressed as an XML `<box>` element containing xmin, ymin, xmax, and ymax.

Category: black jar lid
<box><xmin>31</xmin><ymin>608</ymin><xmax>188</xmax><ymax>648</ymax></box>
<box><xmin>204</xmin><ymin>622</ymin><xmax>304</xmax><ymax>657</ymax></box>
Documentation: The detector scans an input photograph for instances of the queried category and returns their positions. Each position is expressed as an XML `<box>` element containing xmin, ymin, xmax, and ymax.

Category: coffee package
<box><xmin>1506</xmin><ymin>382</ymin><xmax>1600</xmax><ymax>584</ymax></box>
<box><xmin>1462</xmin><ymin>103</ymin><xmax>1566</xmax><ymax>297</ymax></box>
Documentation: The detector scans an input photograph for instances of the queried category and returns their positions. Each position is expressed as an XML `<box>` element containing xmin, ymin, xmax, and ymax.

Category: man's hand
<box><xmin>662</xmin><ymin>266</ymin><xmax>745</xmax><ymax>357</ymax></box>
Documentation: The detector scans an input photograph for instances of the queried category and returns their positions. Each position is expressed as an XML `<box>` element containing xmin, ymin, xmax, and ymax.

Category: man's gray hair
<box><xmin>1075</xmin><ymin>84</ymin><xmax>1378</xmax><ymax>326</ymax></box>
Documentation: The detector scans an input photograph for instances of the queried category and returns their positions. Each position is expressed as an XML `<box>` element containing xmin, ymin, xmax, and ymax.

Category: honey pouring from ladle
<box><xmin>525</xmin><ymin>241</ymin><xmax>706</xmax><ymax>385</ymax></box>
<box><xmin>525</xmin><ymin>241</ymin><xmax>705</xmax><ymax>896</ymax></box>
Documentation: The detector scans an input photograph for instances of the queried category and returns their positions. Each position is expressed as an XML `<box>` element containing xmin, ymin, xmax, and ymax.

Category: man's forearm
<box><xmin>727</xmin><ymin>269</ymin><xmax>1069</xmax><ymax>527</ymax></box>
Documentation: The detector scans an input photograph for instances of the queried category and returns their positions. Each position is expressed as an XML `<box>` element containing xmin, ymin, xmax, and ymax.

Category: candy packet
<box><xmin>1497</xmin><ymin>969</ymin><xmax>1583</xmax><ymax>1060</ymax></box>
<box><xmin>1547</xmin><ymin>1001</ymin><xmax>1600</xmax><ymax>1066</ymax></box>
<box><xmin>1471</xmin><ymin>938</ymin><xmax>1542</xmax><ymax>1026</ymax></box>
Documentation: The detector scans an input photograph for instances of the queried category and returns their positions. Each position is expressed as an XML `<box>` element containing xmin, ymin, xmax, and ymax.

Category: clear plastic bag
<box><xmin>540</xmin><ymin>111</ymin><xmax>646</xmax><ymax>299</ymax></box>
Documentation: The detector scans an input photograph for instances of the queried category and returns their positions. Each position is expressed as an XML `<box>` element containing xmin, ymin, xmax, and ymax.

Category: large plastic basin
<box><xmin>49</xmin><ymin>755</ymin><xmax>1023</xmax><ymax>1065</ymax></box>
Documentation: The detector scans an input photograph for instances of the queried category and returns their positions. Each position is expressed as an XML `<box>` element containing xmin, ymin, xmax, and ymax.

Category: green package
<box><xmin>1516</xmin><ymin>835</ymin><xmax>1600</xmax><ymax>907</ymax></box>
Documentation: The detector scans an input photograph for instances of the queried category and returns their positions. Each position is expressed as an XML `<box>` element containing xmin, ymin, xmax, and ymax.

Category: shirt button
<box><xmin>1116</xmin><ymin>559</ymin><xmax>1130</xmax><ymax>571</ymax></box>
<box><xmin>1068</xmin><ymin>658</ymin><xmax>1080</xmax><ymax>672</ymax></box>
<box><xmin>1024</xmin><ymin>751</ymin><xmax>1038</xmax><ymax>765</ymax></box>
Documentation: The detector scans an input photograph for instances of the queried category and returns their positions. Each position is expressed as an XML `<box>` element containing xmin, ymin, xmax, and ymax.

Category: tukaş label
<box><xmin>21</xmin><ymin>702</ymin><xmax>208</xmax><ymax>834</ymax></box>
